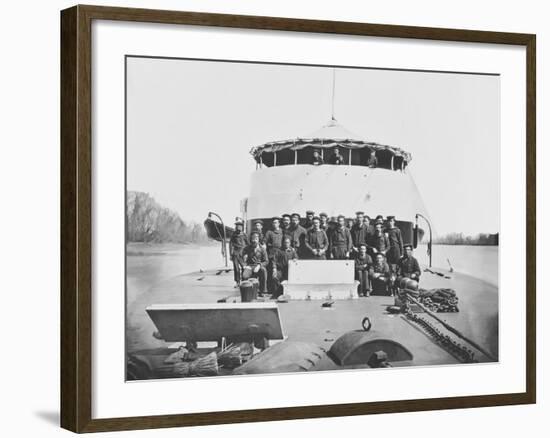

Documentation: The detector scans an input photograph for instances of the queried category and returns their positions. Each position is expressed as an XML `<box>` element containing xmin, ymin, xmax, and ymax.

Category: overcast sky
<box><xmin>126</xmin><ymin>57</ymin><xmax>499</xmax><ymax>236</ymax></box>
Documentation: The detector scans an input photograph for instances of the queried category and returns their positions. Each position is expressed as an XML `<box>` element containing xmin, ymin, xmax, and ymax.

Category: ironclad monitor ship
<box><xmin>128</xmin><ymin>116</ymin><xmax>498</xmax><ymax>380</ymax></box>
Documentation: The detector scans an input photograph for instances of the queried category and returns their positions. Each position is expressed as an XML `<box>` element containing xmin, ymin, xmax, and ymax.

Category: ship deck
<box><xmin>127</xmin><ymin>263</ymin><xmax>498</xmax><ymax>367</ymax></box>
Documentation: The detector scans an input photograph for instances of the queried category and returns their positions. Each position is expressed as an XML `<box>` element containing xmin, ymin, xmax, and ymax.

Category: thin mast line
<box><xmin>331</xmin><ymin>69</ymin><xmax>336</xmax><ymax>121</ymax></box>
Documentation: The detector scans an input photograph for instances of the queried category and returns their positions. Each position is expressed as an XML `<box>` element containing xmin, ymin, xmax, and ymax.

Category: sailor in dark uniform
<box><xmin>289</xmin><ymin>213</ymin><xmax>307</xmax><ymax>256</ymax></box>
<box><xmin>354</xmin><ymin>243</ymin><xmax>373</xmax><ymax>297</ymax></box>
<box><xmin>351</xmin><ymin>211</ymin><xmax>369</xmax><ymax>256</ymax></box>
<box><xmin>242</xmin><ymin>231</ymin><xmax>269</xmax><ymax>294</ymax></box>
<box><xmin>325</xmin><ymin>216</ymin><xmax>337</xmax><ymax>257</ymax></box>
<box><xmin>364</xmin><ymin>215</ymin><xmax>375</xmax><ymax>241</ymax></box>
<box><xmin>369</xmin><ymin>220</ymin><xmax>390</xmax><ymax>257</ymax></box>
<box><xmin>397</xmin><ymin>244</ymin><xmax>421</xmax><ymax>282</ymax></box>
<box><xmin>385</xmin><ymin>215</ymin><xmax>404</xmax><ymax>274</ymax></box>
<box><xmin>264</xmin><ymin>217</ymin><xmax>284</xmax><ymax>259</ymax></box>
<box><xmin>330</xmin><ymin>215</ymin><xmax>353</xmax><ymax>259</ymax></box>
<box><xmin>269</xmin><ymin>236</ymin><xmax>298</xmax><ymax>297</ymax></box>
<box><xmin>304</xmin><ymin>210</ymin><xmax>315</xmax><ymax>230</ymax></box>
<box><xmin>319</xmin><ymin>212</ymin><xmax>329</xmax><ymax>231</ymax></box>
<box><xmin>281</xmin><ymin>213</ymin><xmax>292</xmax><ymax>240</ymax></box>
<box><xmin>369</xmin><ymin>252</ymin><xmax>392</xmax><ymax>295</ymax></box>
<box><xmin>366</xmin><ymin>150</ymin><xmax>378</xmax><ymax>168</ymax></box>
<box><xmin>229</xmin><ymin>220</ymin><xmax>248</xmax><ymax>287</ymax></box>
<box><xmin>250</xmin><ymin>220</ymin><xmax>266</xmax><ymax>248</ymax></box>
<box><xmin>312</xmin><ymin>149</ymin><xmax>324</xmax><ymax>166</ymax></box>
<box><xmin>305</xmin><ymin>217</ymin><xmax>329</xmax><ymax>260</ymax></box>
<box><xmin>329</xmin><ymin>148</ymin><xmax>345</xmax><ymax>165</ymax></box>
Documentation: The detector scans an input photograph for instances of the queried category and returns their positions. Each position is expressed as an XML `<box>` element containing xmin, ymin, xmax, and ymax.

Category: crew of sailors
<box><xmin>229</xmin><ymin>211</ymin><xmax>420</xmax><ymax>297</ymax></box>
<box><xmin>311</xmin><ymin>148</ymin><xmax>378</xmax><ymax>168</ymax></box>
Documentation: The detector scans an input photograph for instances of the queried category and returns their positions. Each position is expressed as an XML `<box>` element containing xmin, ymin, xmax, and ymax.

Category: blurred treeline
<box><xmin>126</xmin><ymin>191</ymin><xmax>208</xmax><ymax>244</ymax></box>
<box><xmin>433</xmin><ymin>232</ymin><xmax>499</xmax><ymax>246</ymax></box>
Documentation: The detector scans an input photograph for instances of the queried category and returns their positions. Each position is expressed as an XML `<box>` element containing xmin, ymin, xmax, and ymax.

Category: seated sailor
<box><xmin>229</xmin><ymin>220</ymin><xmax>249</xmax><ymax>287</ymax></box>
<box><xmin>269</xmin><ymin>236</ymin><xmax>298</xmax><ymax>297</ymax></box>
<box><xmin>369</xmin><ymin>252</ymin><xmax>393</xmax><ymax>296</ymax></box>
<box><xmin>397</xmin><ymin>244</ymin><xmax>421</xmax><ymax>284</ymax></box>
<box><xmin>305</xmin><ymin>216</ymin><xmax>329</xmax><ymax>260</ymax></box>
<box><xmin>242</xmin><ymin>231</ymin><xmax>269</xmax><ymax>294</ymax></box>
<box><xmin>329</xmin><ymin>215</ymin><xmax>353</xmax><ymax>259</ymax></box>
<box><xmin>312</xmin><ymin>149</ymin><xmax>324</xmax><ymax>166</ymax></box>
<box><xmin>354</xmin><ymin>243</ymin><xmax>373</xmax><ymax>297</ymax></box>
<box><xmin>264</xmin><ymin>216</ymin><xmax>284</xmax><ymax>259</ymax></box>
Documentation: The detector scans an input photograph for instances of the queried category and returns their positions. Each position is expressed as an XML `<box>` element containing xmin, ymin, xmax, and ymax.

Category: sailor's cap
<box><xmin>271</xmin><ymin>216</ymin><xmax>281</xmax><ymax>222</ymax></box>
<box><xmin>355</xmin><ymin>211</ymin><xmax>365</xmax><ymax>215</ymax></box>
<box><xmin>305</xmin><ymin>210</ymin><xmax>315</xmax><ymax>215</ymax></box>
<box><xmin>337</xmin><ymin>214</ymin><xmax>346</xmax><ymax>221</ymax></box>
<box><xmin>319</xmin><ymin>212</ymin><xmax>328</xmax><ymax>218</ymax></box>
<box><xmin>253</xmin><ymin>220</ymin><xmax>263</xmax><ymax>226</ymax></box>
<box><xmin>234</xmin><ymin>220</ymin><xmax>244</xmax><ymax>226</ymax></box>
<box><xmin>387</xmin><ymin>215</ymin><xmax>396</xmax><ymax>221</ymax></box>
<box><xmin>281</xmin><ymin>213</ymin><xmax>291</xmax><ymax>219</ymax></box>
<box><xmin>291</xmin><ymin>213</ymin><xmax>301</xmax><ymax>219</ymax></box>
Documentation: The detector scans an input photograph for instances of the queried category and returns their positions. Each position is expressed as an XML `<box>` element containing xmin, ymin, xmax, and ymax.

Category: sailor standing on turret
<box><xmin>351</xmin><ymin>211</ymin><xmax>370</xmax><ymax>256</ymax></box>
<box><xmin>281</xmin><ymin>213</ymin><xmax>292</xmax><ymax>240</ymax></box>
<box><xmin>386</xmin><ymin>215</ymin><xmax>404</xmax><ymax>274</ymax></box>
<box><xmin>242</xmin><ymin>232</ymin><xmax>268</xmax><ymax>294</ymax></box>
<box><xmin>250</xmin><ymin>220</ymin><xmax>266</xmax><ymax>249</ymax></box>
<box><xmin>369</xmin><ymin>219</ymin><xmax>390</xmax><ymax>257</ymax></box>
<box><xmin>304</xmin><ymin>210</ymin><xmax>315</xmax><ymax>230</ymax></box>
<box><xmin>229</xmin><ymin>220</ymin><xmax>248</xmax><ymax>287</ymax></box>
<box><xmin>265</xmin><ymin>217</ymin><xmax>284</xmax><ymax>259</ymax></box>
<box><xmin>288</xmin><ymin>213</ymin><xmax>307</xmax><ymax>256</ymax></box>
<box><xmin>305</xmin><ymin>217</ymin><xmax>329</xmax><ymax>260</ymax></box>
<box><xmin>319</xmin><ymin>212</ymin><xmax>329</xmax><ymax>231</ymax></box>
<box><xmin>330</xmin><ymin>215</ymin><xmax>353</xmax><ymax>259</ymax></box>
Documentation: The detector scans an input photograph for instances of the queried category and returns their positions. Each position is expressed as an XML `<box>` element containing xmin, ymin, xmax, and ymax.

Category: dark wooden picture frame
<box><xmin>61</xmin><ymin>4</ymin><xmax>536</xmax><ymax>433</ymax></box>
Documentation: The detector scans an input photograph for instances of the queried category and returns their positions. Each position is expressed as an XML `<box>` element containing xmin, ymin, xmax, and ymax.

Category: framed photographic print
<box><xmin>60</xmin><ymin>4</ymin><xmax>536</xmax><ymax>433</ymax></box>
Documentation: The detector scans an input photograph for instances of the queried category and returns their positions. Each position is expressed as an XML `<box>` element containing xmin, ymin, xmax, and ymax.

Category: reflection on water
<box><xmin>126</xmin><ymin>243</ymin><xmax>225</xmax><ymax>306</ymax></box>
<box><xmin>416</xmin><ymin>244</ymin><xmax>498</xmax><ymax>286</ymax></box>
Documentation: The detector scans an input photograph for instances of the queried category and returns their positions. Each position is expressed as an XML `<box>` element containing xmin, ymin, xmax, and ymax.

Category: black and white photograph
<box><xmin>125</xmin><ymin>57</ymin><xmax>500</xmax><ymax>380</ymax></box>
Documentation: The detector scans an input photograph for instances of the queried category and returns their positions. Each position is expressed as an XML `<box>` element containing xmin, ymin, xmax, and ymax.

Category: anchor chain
<box><xmin>403</xmin><ymin>303</ymin><xmax>477</xmax><ymax>364</ymax></box>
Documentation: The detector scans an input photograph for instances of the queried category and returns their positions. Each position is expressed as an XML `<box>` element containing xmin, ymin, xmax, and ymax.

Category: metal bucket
<box><xmin>240</xmin><ymin>280</ymin><xmax>257</xmax><ymax>302</ymax></box>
